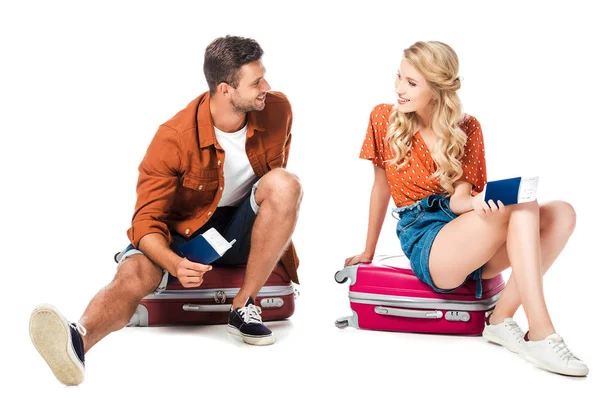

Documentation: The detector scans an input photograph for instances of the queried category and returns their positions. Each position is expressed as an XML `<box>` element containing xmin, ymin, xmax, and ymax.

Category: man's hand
<box><xmin>174</xmin><ymin>258</ymin><xmax>212</xmax><ymax>288</ymax></box>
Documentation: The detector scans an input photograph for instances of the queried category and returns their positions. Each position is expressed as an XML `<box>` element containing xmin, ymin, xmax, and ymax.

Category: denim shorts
<box><xmin>393</xmin><ymin>194</ymin><xmax>483</xmax><ymax>298</ymax></box>
<box><xmin>114</xmin><ymin>181</ymin><xmax>260</xmax><ymax>292</ymax></box>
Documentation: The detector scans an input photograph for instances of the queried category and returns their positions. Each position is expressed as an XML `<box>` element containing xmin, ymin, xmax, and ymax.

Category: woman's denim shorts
<box><xmin>394</xmin><ymin>194</ymin><xmax>483</xmax><ymax>298</ymax></box>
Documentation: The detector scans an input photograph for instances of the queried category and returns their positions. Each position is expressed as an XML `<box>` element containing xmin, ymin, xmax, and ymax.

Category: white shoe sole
<box><xmin>482</xmin><ymin>328</ymin><xmax>520</xmax><ymax>354</ymax></box>
<box><xmin>29</xmin><ymin>304</ymin><xmax>85</xmax><ymax>386</ymax></box>
<box><xmin>227</xmin><ymin>325</ymin><xmax>275</xmax><ymax>346</ymax></box>
<box><xmin>520</xmin><ymin>351</ymin><xmax>589</xmax><ymax>377</ymax></box>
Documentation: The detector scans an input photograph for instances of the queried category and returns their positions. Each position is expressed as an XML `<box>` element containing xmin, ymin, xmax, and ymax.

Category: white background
<box><xmin>1</xmin><ymin>0</ymin><xmax>598</xmax><ymax>398</ymax></box>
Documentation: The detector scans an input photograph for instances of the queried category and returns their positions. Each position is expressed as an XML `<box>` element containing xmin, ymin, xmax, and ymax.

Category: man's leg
<box><xmin>30</xmin><ymin>253</ymin><xmax>164</xmax><ymax>385</ymax></box>
<box><xmin>232</xmin><ymin>168</ymin><xmax>302</xmax><ymax>308</ymax></box>
<box><xmin>78</xmin><ymin>254</ymin><xmax>164</xmax><ymax>352</ymax></box>
<box><xmin>224</xmin><ymin>169</ymin><xmax>302</xmax><ymax>345</ymax></box>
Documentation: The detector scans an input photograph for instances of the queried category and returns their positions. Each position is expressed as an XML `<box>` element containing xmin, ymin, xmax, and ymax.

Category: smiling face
<box><xmin>394</xmin><ymin>58</ymin><xmax>435</xmax><ymax>118</ymax></box>
<box><xmin>229</xmin><ymin>60</ymin><xmax>271</xmax><ymax>113</ymax></box>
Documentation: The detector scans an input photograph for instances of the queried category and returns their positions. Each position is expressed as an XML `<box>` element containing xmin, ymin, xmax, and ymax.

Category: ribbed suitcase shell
<box><xmin>129</xmin><ymin>263</ymin><xmax>295</xmax><ymax>326</ymax></box>
<box><xmin>335</xmin><ymin>257</ymin><xmax>504</xmax><ymax>335</ymax></box>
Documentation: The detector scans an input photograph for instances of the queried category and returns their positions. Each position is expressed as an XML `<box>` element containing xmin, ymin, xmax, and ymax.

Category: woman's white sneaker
<box><xmin>520</xmin><ymin>332</ymin><xmax>589</xmax><ymax>377</ymax></box>
<box><xmin>482</xmin><ymin>315</ymin><xmax>525</xmax><ymax>353</ymax></box>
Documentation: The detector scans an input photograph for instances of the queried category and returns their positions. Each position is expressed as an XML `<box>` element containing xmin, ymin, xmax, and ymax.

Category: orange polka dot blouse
<box><xmin>360</xmin><ymin>104</ymin><xmax>487</xmax><ymax>208</ymax></box>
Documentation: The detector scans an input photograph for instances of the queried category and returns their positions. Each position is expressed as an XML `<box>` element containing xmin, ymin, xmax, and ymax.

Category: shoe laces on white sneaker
<box><xmin>239</xmin><ymin>304</ymin><xmax>263</xmax><ymax>325</ymax></box>
<box><xmin>547</xmin><ymin>334</ymin><xmax>581</xmax><ymax>361</ymax></box>
<box><xmin>505</xmin><ymin>319</ymin><xmax>525</xmax><ymax>342</ymax></box>
<box><xmin>70</xmin><ymin>322</ymin><xmax>87</xmax><ymax>336</ymax></box>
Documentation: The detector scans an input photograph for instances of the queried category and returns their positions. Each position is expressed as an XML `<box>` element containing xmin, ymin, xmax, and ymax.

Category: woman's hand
<box><xmin>344</xmin><ymin>252</ymin><xmax>374</xmax><ymax>267</ymax></box>
<box><xmin>471</xmin><ymin>192</ymin><xmax>505</xmax><ymax>217</ymax></box>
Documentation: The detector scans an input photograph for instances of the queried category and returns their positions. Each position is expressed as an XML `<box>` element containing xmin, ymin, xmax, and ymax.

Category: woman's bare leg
<box><xmin>428</xmin><ymin>201</ymin><xmax>553</xmax><ymax>340</ymax></box>
<box><xmin>480</xmin><ymin>201</ymin><xmax>576</xmax><ymax>327</ymax></box>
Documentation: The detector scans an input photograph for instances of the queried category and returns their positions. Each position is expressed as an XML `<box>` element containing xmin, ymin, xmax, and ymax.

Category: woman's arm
<box><xmin>344</xmin><ymin>166</ymin><xmax>391</xmax><ymax>266</ymax></box>
<box><xmin>449</xmin><ymin>181</ymin><xmax>475</xmax><ymax>215</ymax></box>
<box><xmin>450</xmin><ymin>180</ymin><xmax>499</xmax><ymax>217</ymax></box>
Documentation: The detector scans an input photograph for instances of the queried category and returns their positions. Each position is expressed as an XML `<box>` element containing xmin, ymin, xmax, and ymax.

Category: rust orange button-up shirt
<box><xmin>127</xmin><ymin>91</ymin><xmax>300</xmax><ymax>283</ymax></box>
<box><xmin>360</xmin><ymin>104</ymin><xmax>487</xmax><ymax>208</ymax></box>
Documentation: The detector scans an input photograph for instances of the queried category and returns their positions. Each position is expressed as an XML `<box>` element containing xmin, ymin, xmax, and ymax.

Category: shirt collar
<box><xmin>197</xmin><ymin>92</ymin><xmax>266</xmax><ymax>148</ymax></box>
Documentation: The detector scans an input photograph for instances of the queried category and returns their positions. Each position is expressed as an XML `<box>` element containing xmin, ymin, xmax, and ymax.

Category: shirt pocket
<box><xmin>182</xmin><ymin>175</ymin><xmax>219</xmax><ymax>193</ymax></box>
<box><xmin>171</xmin><ymin>175</ymin><xmax>219</xmax><ymax>219</ymax></box>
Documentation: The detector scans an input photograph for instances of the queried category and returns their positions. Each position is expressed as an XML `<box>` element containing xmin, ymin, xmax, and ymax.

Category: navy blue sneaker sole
<box><xmin>227</xmin><ymin>325</ymin><xmax>275</xmax><ymax>346</ymax></box>
<box><xmin>29</xmin><ymin>304</ymin><xmax>85</xmax><ymax>386</ymax></box>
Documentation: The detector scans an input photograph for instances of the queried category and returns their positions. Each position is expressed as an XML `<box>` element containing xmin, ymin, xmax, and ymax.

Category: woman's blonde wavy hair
<box><xmin>386</xmin><ymin>41</ymin><xmax>466</xmax><ymax>195</ymax></box>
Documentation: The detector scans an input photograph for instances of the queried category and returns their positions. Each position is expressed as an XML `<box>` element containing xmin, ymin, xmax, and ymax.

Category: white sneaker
<box><xmin>521</xmin><ymin>333</ymin><xmax>589</xmax><ymax>377</ymax></box>
<box><xmin>482</xmin><ymin>317</ymin><xmax>525</xmax><ymax>353</ymax></box>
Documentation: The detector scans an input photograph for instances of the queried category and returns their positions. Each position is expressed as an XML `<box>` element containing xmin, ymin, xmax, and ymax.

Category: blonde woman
<box><xmin>345</xmin><ymin>41</ymin><xmax>588</xmax><ymax>377</ymax></box>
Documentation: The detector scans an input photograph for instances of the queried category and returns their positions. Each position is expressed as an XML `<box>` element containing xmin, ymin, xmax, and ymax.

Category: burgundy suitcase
<box><xmin>335</xmin><ymin>256</ymin><xmax>505</xmax><ymax>335</ymax></box>
<box><xmin>128</xmin><ymin>263</ymin><xmax>296</xmax><ymax>326</ymax></box>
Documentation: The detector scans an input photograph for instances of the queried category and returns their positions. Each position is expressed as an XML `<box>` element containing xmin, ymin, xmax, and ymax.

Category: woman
<box><xmin>345</xmin><ymin>41</ymin><xmax>588</xmax><ymax>377</ymax></box>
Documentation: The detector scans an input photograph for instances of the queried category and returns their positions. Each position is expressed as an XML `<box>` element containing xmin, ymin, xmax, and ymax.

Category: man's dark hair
<box><xmin>204</xmin><ymin>36</ymin><xmax>264</xmax><ymax>95</ymax></box>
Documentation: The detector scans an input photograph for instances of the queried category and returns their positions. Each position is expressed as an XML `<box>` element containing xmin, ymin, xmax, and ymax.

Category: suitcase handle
<box><xmin>375</xmin><ymin>306</ymin><xmax>442</xmax><ymax>319</ymax></box>
<box><xmin>182</xmin><ymin>304</ymin><xmax>231</xmax><ymax>312</ymax></box>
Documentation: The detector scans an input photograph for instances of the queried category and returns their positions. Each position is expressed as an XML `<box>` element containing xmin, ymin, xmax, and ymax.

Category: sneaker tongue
<box><xmin>245</xmin><ymin>297</ymin><xmax>255</xmax><ymax>306</ymax></box>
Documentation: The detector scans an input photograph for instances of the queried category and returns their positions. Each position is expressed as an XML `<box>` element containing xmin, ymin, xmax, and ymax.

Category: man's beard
<box><xmin>231</xmin><ymin>93</ymin><xmax>264</xmax><ymax>114</ymax></box>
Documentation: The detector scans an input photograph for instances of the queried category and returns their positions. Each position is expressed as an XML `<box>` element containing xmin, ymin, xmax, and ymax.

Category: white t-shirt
<box><xmin>214</xmin><ymin>124</ymin><xmax>257</xmax><ymax>207</ymax></box>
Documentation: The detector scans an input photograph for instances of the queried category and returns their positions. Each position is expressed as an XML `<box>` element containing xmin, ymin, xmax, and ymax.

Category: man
<box><xmin>29</xmin><ymin>36</ymin><xmax>302</xmax><ymax>386</ymax></box>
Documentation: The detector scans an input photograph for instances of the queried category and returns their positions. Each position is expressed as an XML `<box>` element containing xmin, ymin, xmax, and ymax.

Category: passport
<box><xmin>483</xmin><ymin>176</ymin><xmax>539</xmax><ymax>206</ymax></box>
<box><xmin>179</xmin><ymin>228</ymin><xmax>236</xmax><ymax>264</ymax></box>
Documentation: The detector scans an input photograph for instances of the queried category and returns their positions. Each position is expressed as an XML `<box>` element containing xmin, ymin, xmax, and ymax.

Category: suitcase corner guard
<box><xmin>335</xmin><ymin>265</ymin><xmax>359</xmax><ymax>285</ymax></box>
<box><xmin>127</xmin><ymin>304</ymin><xmax>149</xmax><ymax>327</ymax></box>
<box><xmin>335</xmin><ymin>311</ymin><xmax>359</xmax><ymax>329</ymax></box>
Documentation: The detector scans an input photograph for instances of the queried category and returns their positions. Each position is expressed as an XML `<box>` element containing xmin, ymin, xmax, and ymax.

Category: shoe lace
<box><xmin>549</xmin><ymin>336</ymin><xmax>580</xmax><ymax>361</ymax></box>
<box><xmin>70</xmin><ymin>322</ymin><xmax>87</xmax><ymax>336</ymax></box>
<box><xmin>239</xmin><ymin>303</ymin><xmax>263</xmax><ymax>325</ymax></box>
<box><xmin>506</xmin><ymin>320</ymin><xmax>525</xmax><ymax>342</ymax></box>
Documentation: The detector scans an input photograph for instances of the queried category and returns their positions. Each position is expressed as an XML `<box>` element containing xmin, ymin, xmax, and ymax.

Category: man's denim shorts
<box><xmin>114</xmin><ymin>181</ymin><xmax>260</xmax><ymax>292</ymax></box>
<box><xmin>393</xmin><ymin>194</ymin><xmax>483</xmax><ymax>298</ymax></box>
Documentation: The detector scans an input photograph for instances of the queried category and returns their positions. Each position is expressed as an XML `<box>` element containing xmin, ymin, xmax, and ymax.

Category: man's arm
<box><xmin>127</xmin><ymin>124</ymin><xmax>181</xmax><ymax>269</ymax></box>
<box><xmin>137</xmin><ymin>233</ymin><xmax>182</xmax><ymax>276</ymax></box>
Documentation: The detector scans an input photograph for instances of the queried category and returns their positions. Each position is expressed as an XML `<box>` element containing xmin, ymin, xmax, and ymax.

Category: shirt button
<box><xmin>282</xmin><ymin>157</ymin><xmax>285</xmax><ymax>163</ymax></box>
<box><xmin>208</xmin><ymin>211</ymin><xmax>212</xmax><ymax>216</ymax></box>
<box><xmin>198</xmin><ymin>185</ymin><xmax>203</xmax><ymax>190</ymax></box>
<box><xmin>220</xmin><ymin>186</ymin><xmax>223</xmax><ymax>191</ymax></box>
<box><xmin>218</xmin><ymin>160</ymin><xmax>222</xmax><ymax>166</ymax></box>
<box><xmin>185</xmin><ymin>229</ymin><xmax>190</xmax><ymax>235</ymax></box>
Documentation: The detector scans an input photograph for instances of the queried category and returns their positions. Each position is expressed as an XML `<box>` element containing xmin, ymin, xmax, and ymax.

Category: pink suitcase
<box><xmin>128</xmin><ymin>263</ymin><xmax>297</xmax><ymax>327</ymax></box>
<box><xmin>335</xmin><ymin>256</ymin><xmax>505</xmax><ymax>335</ymax></box>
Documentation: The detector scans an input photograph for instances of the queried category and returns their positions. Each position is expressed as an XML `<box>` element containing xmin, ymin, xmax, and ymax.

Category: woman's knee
<box><xmin>507</xmin><ymin>200</ymin><xmax>540</xmax><ymax>213</ymax></box>
<box><xmin>114</xmin><ymin>255</ymin><xmax>163</xmax><ymax>296</ymax></box>
<box><xmin>541</xmin><ymin>200</ymin><xmax>577</xmax><ymax>234</ymax></box>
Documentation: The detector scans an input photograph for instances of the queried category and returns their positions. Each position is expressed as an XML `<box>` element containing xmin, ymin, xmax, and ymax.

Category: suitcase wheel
<box><xmin>335</xmin><ymin>318</ymin><xmax>349</xmax><ymax>329</ymax></box>
<box><xmin>334</xmin><ymin>271</ymin><xmax>348</xmax><ymax>284</ymax></box>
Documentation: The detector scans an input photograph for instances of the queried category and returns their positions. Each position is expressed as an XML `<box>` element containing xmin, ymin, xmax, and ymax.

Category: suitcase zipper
<box><xmin>349</xmin><ymin>291</ymin><xmax>501</xmax><ymax>311</ymax></box>
<box><xmin>144</xmin><ymin>284</ymin><xmax>295</xmax><ymax>300</ymax></box>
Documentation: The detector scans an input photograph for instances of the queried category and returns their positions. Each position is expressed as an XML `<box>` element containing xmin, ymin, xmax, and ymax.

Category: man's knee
<box><xmin>115</xmin><ymin>255</ymin><xmax>163</xmax><ymax>297</ymax></box>
<box><xmin>258</xmin><ymin>168</ymin><xmax>303</xmax><ymax>208</ymax></box>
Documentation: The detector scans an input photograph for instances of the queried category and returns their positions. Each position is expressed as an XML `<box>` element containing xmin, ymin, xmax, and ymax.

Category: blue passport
<box><xmin>483</xmin><ymin>176</ymin><xmax>539</xmax><ymax>206</ymax></box>
<box><xmin>179</xmin><ymin>228</ymin><xmax>236</xmax><ymax>264</ymax></box>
